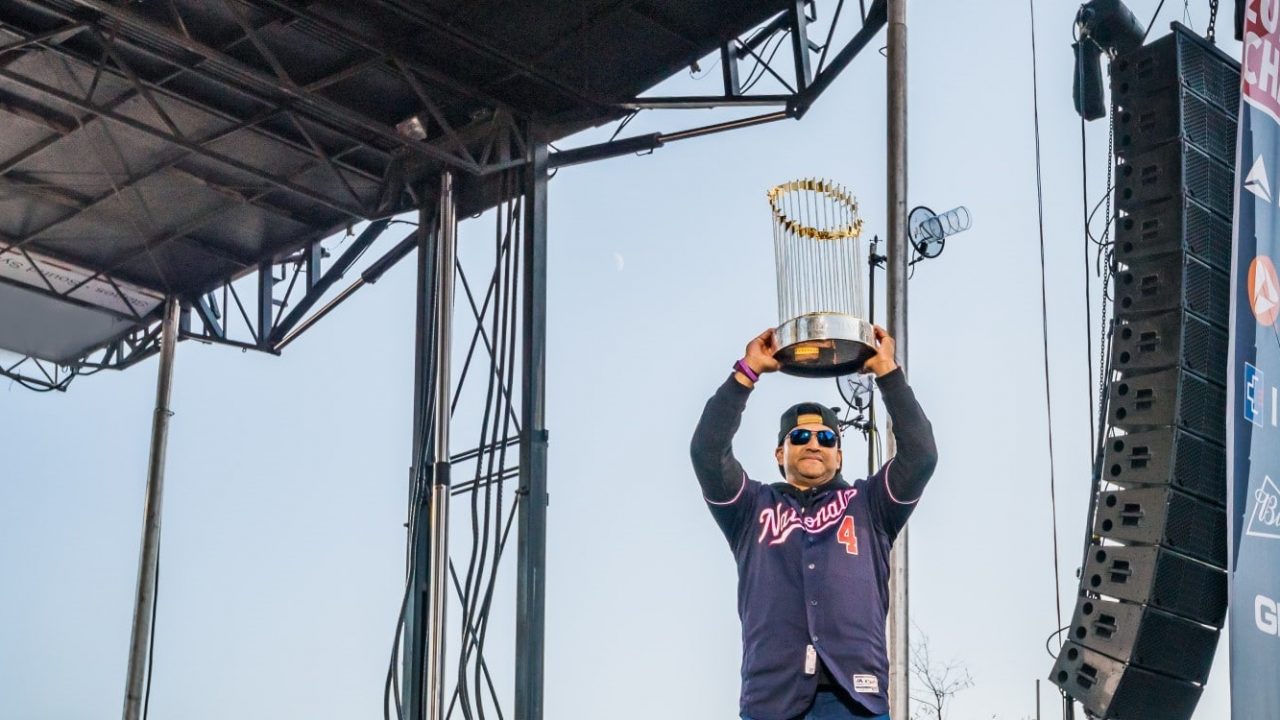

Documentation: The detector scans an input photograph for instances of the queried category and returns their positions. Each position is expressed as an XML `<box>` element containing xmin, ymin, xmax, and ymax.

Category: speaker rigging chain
<box><xmin>1080</xmin><ymin>70</ymin><xmax>1096</xmax><ymax>461</ymax></box>
<box><xmin>1207</xmin><ymin>0</ymin><xmax>1220</xmax><ymax>42</ymax></box>
<box><xmin>1080</xmin><ymin>92</ymin><xmax>1119</xmax><ymax>470</ymax></box>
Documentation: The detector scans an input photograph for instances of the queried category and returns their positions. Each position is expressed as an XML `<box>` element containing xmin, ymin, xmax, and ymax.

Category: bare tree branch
<box><xmin>909</xmin><ymin>625</ymin><xmax>973</xmax><ymax>720</ymax></box>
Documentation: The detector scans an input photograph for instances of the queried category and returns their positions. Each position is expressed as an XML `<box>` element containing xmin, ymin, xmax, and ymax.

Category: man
<box><xmin>690</xmin><ymin>326</ymin><xmax>937</xmax><ymax>720</ymax></box>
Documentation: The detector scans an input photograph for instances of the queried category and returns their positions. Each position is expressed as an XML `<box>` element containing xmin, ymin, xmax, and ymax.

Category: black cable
<box><xmin>1045</xmin><ymin>625</ymin><xmax>1071</xmax><ymax>660</ymax></box>
<box><xmin>454</xmin><ymin>199</ymin><xmax>504</xmax><ymax>720</ymax></box>
<box><xmin>1028</xmin><ymin>0</ymin><xmax>1067</xmax><ymax>642</ymax></box>
<box><xmin>608</xmin><ymin>111</ymin><xmax>638</xmax><ymax>143</ymax></box>
<box><xmin>689</xmin><ymin>53</ymin><xmax>722</xmax><ymax>80</ymax></box>
<box><xmin>1142</xmin><ymin>0</ymin><xmax>1168</xmax><ymax>42</ymax></box>
<box><xmin>457</xmin><ymin>172</ymin><xmax>524</xmax><ymax>720</ymax></box>
<box><xmin>735</xmin><ymin>35</ymin><xmax>774</xmax><ymax>92</ymax></box>
<box><xmin>475</xmin><ymin>185</ymin><xmax>522</xmax><ymax>720</ymax></box>
<box><xmin>384</xmin><ymin>579</ymin><xmax>410</xmax><ymax>720</ymax></box>
<box><xmin>741</xmin><ymin>31</ymin><xmax>788</xmax><ymax>93</ymax></box>
<box><xmin>1084</xmin><ymin>187</ymin><xmax>1116</xmax><ymax>248</ymax></box>
<box><xmin>461</xmin><ymin>182</ymin><xmax>516</xmax><ymax>720</ymax></box>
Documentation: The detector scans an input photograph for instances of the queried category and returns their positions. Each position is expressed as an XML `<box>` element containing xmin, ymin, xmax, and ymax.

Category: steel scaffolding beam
<box><xmin>514</xmin><ymin>141</ymin><xmax>549</xmax><ymax>720</ymax></box>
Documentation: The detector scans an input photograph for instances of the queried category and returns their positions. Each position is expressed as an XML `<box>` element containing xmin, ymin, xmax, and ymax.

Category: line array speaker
<box><xmin>1066</xmin><ymin>595</ymin><xmax>1219</xmax><ymax>683</ymax></box>
<box><xmin>1113</xmin><ymin>252</ymin><xmax>1230</xmax><ymax>328</ymax></box>
<box><xmin>1115</xmin><ymin>84</ymin><xmax>1237</xmax><ymax>164</ymax></box>
<box><xmin>1115</xmin><ymin>141</ymin><xmax>1234</xmax><ymax>219</ymax></box>
<box><xmin>1111</xmin><ymin>311</ymin><xmax>1227</xmax><ymax>386</ymax></box>
<box><xmin>1107</xmin><ymin>367</ymin><xmax>1226</xmax><ymax>444</ymax></box>
<box><xmin>1092</xmin><ymin>486</ymin><xmax>1228</xmax><ymax>567</ymax></box>
<box><xmin>1114</xmin><ymin>195</ymin><xmax>1232</xmax><ymax>275</ymax></box>
<box><xmin>1053</xmin><ymin>641</ymin><xmax>1202</xmax><ymax>720</ymax></box>
<box><xmin>1049</xmin><ymin>24</ymin><xmax>1235</xmax><ymax>720</ymax></box>
<box><xmin>1101</xmin><ymin>428</ymin><xmax>1226</xmax><ymax>507</ymax></box>
<box><xmin>1081</xmin><ymin>543</ymin><xmax>1227</xmax><ymax>628</ymax></box>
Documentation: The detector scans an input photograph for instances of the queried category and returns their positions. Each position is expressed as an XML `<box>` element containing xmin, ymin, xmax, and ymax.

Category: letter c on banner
<box><xmin>1248</xmin><ymin>32</ymin><xmax>1265</xmax><ymax>86</ymax></box>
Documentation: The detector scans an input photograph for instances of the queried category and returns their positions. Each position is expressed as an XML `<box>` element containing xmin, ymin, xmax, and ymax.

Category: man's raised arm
<box><xmin>859</xmin><ymin>325</ymin><xmax>937</xmax><ymax>503</ymax></box>
<box><xmin>877</xmin><ymin>368</ymin><xmax>938</xmax><ymax>502</ymax></box>
<box><xmin>690</xmin><ymin>329</ymin><xmax>780</xmax><ymax>503</ymax></box>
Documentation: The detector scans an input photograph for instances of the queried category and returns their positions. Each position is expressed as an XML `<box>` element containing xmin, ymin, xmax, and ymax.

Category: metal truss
<box><xmin>0</xmin><ymin>321</ymin><xmax>161</xmax><ymax>392</ymax></box>
<box><xmin>0</xmin><ymin>0</ymin><xmax>886</xmax><ymax>210</ymax></box>
<box><xmin>182</xmin><ymin>217</ymin><xmax>412</xmax><ymax>353</ymax></box>
<box><xmin>1</xmin><ymin>0</ymin><xmax>530</xmax><ymax>184</ymax></box>
<box><xmin>627</xmin><ymin>0</ymin><xmax>884</xmax><ymax>113</ymax></box>
<box><xmin>397</xmin><ymin>147</ymin><xmax>548</xmax><ymax>720</ymax></box>
<box><xmin>551</xmin><ymin>0</ymin><xmax>888</xmax><ymax>169</ymax></box>
<box><xmin>0</xmin><ymin>0</ymin><xmax>886</xmax><ymax>385</ymax></box>
<box><xmin>0</xmin><ymin>217</ymin><xmax>418</xmax><ymax>390</ymax></box>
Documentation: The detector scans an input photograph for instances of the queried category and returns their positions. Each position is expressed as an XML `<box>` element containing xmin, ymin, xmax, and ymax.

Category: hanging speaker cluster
<box><xmin>1049</xmin><ymin>25</ymin><xmax>1238</xmax><ymax>720</ymax></box>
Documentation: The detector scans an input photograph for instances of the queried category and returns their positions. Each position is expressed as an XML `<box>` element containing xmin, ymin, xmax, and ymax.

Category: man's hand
<box><xmin>861</xmin><ymin>325</ymin><xmax>899</xmax><ymax>378</ymax></box>
<box><xmin>743</xmin><ymin>329</ymin><xmax>782</xmax><ymax>376</ymax></box>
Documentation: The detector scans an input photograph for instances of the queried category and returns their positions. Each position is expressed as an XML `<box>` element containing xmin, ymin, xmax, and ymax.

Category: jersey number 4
<box><xmin>837</xmin><ymin>516</ymin><xmax>858</xmax><ymax>555</ymax></box>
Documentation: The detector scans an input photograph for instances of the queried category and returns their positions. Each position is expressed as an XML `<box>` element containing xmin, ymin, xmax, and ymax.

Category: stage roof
<box><xmin>0</xmin><ymin>0</ymin><xmax>884</xmax><ymax>378</ymax></box>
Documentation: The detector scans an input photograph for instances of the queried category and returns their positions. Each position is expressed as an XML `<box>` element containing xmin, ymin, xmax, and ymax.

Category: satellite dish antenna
<box><xmin>908</xmin><ymin>205</ymin><xmax>973</xmax><ymax>260</ymax></box>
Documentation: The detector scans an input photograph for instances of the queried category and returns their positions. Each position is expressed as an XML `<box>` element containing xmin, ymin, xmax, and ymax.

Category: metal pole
<box><xmin>885</xmin><ymin>0</ymin><xmax>909</xmax><ymax>718</ymax></box>
<box><xmin>515</xmin><ymin>141</ymin><xmax>550</xmax><ymax>720</ymax></box>
<box><xmin>121</xmin><ymin>295</ymin><xmax>180</xmax><ymax>720</ymax></box>
<box><xmin>403</xmin><ymin>201</ymin><xmax>439</xmax><ymax>720</ymax></box>
<box><xmin>425</xmin><ymin>170</ymin><xmax>457</xmax><ymax>720</ymax></box>
<box><xmin>866</xmin><ymin>243</ymin><xmax>878</xmax><ymax>478</ymax></box>
<box><xmin>1037</xmin><ymin>679</ymin><xmax>1042</xmax><ymax>720</ymax></box>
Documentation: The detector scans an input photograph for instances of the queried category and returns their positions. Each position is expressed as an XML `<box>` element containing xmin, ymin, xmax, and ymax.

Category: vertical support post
<box><xmin>866</xmin><ymin>244</ymin><xmax>879</xmax><ymax>478</ymax></box>
<box><xmin>121</xmin><ymin>296</ymin><xmax>180</xmax><ymax>720</ymax></box>
<box><xmin>885</xmin><ymin>0</ymin><xmax>909</xmax><ymax>718</ymax></box>
<box><xmin>788</xmin><ymin>0</ymin><xmax>812</xmax><ymax>91</ymax></box>
<box><xmin>257</xmin><ymin>260</ymin><xmax>275</xmax><ymax>348</ymax></box>
<box><xmin>424</xmin><ymin>171</ymin><xmax>458</xmax><ymax>720</ymax></box>
<box><xmin>403</xmin><ymin>198</ymin><xmax>440</xmax><ymax>720</ymax></box>
<box><xmin>721</xmin><ymin>42</ymin><xmax>741</xmax><ymax>96</ymax></box>
<box><xmin>305</xmin><ymin>240</ymin><xmax>323</xmax><ymax>290</ymax></box>
<box><xmin>515</xmin><ymin>141</ymin><xmax>550</xmax><ymax>720</ymax></box>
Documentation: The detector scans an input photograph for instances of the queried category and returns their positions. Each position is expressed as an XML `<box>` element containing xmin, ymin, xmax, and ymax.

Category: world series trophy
<box><xmin>769</xmin><ymin>178</ymin><xmax>875</xmax><ymax>378</ymax></box>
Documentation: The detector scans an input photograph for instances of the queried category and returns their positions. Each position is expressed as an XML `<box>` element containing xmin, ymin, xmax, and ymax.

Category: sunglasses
<box><xmin>788</xmin><ymin>428</ymin><xmax>839</xmax><ymax>448</ymax></box>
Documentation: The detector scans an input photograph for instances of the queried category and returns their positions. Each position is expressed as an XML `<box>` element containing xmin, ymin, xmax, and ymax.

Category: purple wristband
<box><xmin>734</xmin><ymin>359</ymin><xmax>760</xmax><ymax>383</ymax></box>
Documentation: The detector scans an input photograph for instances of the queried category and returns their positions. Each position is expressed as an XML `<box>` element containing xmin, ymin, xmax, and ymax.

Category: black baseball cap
<box><xmin>777</xmin><ymin>402</ymin><xmax>841</xmax><ymax>446</ymax></box>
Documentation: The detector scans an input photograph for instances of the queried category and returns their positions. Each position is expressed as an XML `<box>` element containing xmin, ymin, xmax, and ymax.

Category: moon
<box><xmin>613</xmin><ymin>252</ymin><xmax>625</xmax><ymax>271</ymax></box>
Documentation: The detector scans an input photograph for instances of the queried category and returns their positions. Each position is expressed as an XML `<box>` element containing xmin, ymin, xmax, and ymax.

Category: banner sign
<box><xmin>1231</xmin><ymin>2</ymin><xmax>1280</xmax><ymax>715</ymax></box>
<box><xmin>0</xmin><ymin>244</ymin><xmax>162</xmax><ymax>318</ymax></box>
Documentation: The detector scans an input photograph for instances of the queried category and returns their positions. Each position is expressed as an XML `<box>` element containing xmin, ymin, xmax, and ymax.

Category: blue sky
<box><xmin>0</xmin><ymin>2</ymin><xmax>1237</xmax><ymax>719</ymax></box>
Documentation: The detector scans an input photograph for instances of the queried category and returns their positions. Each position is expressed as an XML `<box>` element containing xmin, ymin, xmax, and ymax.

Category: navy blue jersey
<box><xmin>691</xmin><ymin>370</ymin><xmax>936</xmax><ymax>720</ymax></box>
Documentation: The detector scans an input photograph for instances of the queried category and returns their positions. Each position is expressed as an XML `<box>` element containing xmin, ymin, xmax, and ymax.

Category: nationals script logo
<box><xmin>757</xmin><ymin>488</ymin><xmax>858</xmax><ymax>545</ymax></box>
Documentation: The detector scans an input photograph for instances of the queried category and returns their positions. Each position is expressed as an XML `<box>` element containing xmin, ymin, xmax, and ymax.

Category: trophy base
<box><xmin>775</xmin><ymin>313</ymin><xmax>876</xmax><ymax>378</ymax></box>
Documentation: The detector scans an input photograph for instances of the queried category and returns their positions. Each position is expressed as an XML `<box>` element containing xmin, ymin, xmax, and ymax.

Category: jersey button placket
<box><xmin>802</xmin><ymin>531</ymin><xmax>820</xmax><ymax>635</ymax></box>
